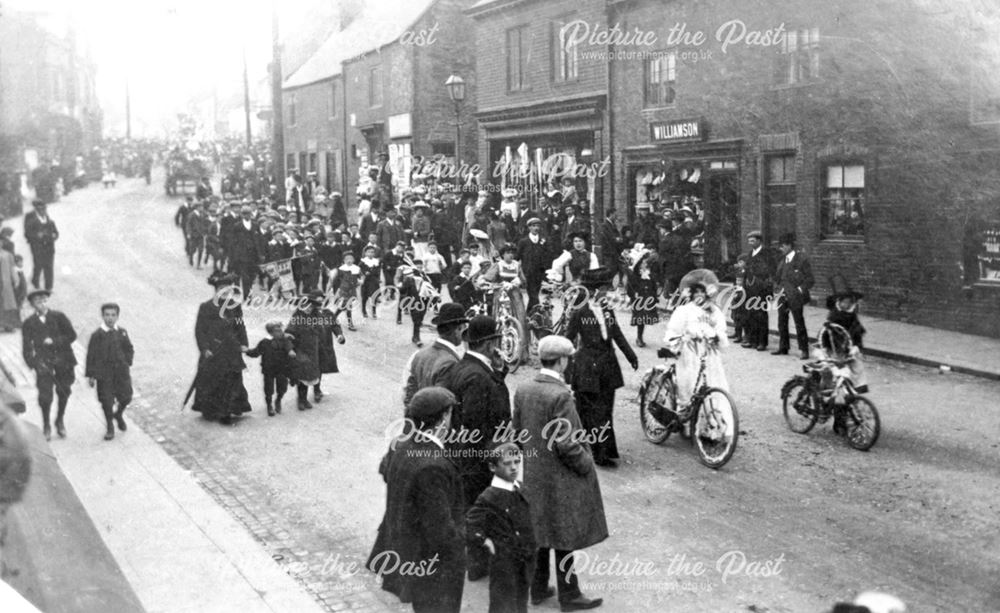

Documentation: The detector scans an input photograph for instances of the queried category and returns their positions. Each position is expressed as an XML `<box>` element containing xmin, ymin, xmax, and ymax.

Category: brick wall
<box><xmin>609</xmin><ymin>0</ymin><xmax>1000</xmax><ymax>337</ymax></box>
<box><xmin>282</xmin><ymin>75</ymin><xmax>345</xmax><ymax>192</ymax></box>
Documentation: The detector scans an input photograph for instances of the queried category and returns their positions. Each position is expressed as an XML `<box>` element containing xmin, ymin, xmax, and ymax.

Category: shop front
<box><xmin>477</xmin><ymin>96</ymin><xmax>607</xmax><ymax>216</ymax></box>
<box><xmin>621</xmin><ymin>118</ymin><xmax>743</xmax><ymax>272</ymax></box>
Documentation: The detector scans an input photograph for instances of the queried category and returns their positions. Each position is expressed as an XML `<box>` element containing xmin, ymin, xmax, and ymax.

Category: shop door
<box><xmin>704</xmin><ymin>172</ymin><xmax>740</xmax><ymax>271</ymax></box>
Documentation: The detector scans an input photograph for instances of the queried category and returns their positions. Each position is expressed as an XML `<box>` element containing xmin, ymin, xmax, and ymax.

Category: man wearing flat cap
<box><xmin>402</xmin><ymin>303</ymin><xmax>468</xmax><ymax>406</ymax></box>
<box><xmin>513</xmin><ymin>335</ymin><xmax>607</xmax><ymax>611</ymax></box>
<box><xmin>369</xmin><ymin>387</ymin><xmax>466</xmax><ymax>613</ymax></box>
<box><xmin>516</xmin><ymin>217</ymin><xmax>551</xmax><ymax>311</ymax></box>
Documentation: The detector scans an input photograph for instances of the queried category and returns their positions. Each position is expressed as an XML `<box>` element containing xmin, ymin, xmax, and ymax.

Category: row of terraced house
<box><xmin>281</xmin><ymin>0</ymin><xmax>1000</xmax><ymax>338</ymax></box>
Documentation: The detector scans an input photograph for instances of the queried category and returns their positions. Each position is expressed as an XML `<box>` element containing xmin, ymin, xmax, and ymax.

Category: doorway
<box><xmin>704</xmin><ymin>171</ymin><xmax>740</xmax><ymax>272</ymax></box>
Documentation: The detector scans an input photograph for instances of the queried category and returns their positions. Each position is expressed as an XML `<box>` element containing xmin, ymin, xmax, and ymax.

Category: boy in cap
<box><xmin>22</xmin><ymin>289</ymin><xmax>77</xmax><ymax>440</ymax></box>
<box><xmin>245</xmin><ymin>320</ymin><xmax>295</xmax><ymax>416</ymax></box>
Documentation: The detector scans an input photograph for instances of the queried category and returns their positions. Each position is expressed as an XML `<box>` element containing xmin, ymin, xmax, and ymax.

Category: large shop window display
<box><xmin>497</xmin><ymin>143</ymin><xmax>594</xmax><ymax>212</ymax></box>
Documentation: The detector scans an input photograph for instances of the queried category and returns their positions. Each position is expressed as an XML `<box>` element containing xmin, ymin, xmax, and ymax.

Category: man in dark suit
<box><xmin>560</xmin><ymin>204</ymin><xmax>589</xmax><ymax>251</ymax></box>
<box><xmin>436</xmin><ymin>315</ymin><xmax>511</xmax><ymax>582</ymax></box>
<box><xmin>228</xmin><ymin>205</ymin><xmax>263</xmax><ymax>296</ymax></box>
<box><xmin>773</xmin><ymin>233</ymin><xmax>814</xmax><ymax>359</ymax></box>
<box><xmin>743</xmin><ymin>230</ymin><xmax>774</xmax><ymax>351</ymax></box>
<box><xmin>369</xmin><ymin>387</ymin><xmax>466</xmax><ymax>613</ymax></box>
<box><xmin>361</xmin><ymin>207</ymin><xmax>383</xmax><ymax>243</ymax></box>
<box><xmin>218</xmin><ymin>202</ymin><xmax>240</xmax><ymax>271</ymax></box>
<box><xmin>23</xmin><ymin>200</ymin><xmax>59</xmax><ymax>290</ymax></box>
<box><xmin>22</xmin><ymin>289</ymin><xmax>77</xmax><ymax>440</ymax></box>
<box><xmin>516</xmin><ymin>217</ymin><xmax>552</xmax><ymax>311</ymax></box>
<box><xmin>596</xmin><ymin>207</ymin><xmax>623</xmax><ymax>269</ymax></box>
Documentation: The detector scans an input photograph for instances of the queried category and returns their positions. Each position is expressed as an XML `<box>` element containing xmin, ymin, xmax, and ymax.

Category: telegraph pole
<box><xmin>270</xmin><ymin>1</ymin><xmax>284</xmax><ymax>199</ymax></box>
<box><xmin>242</xmin><ymin>44</ymin><xmax>252</xmax><ymax>148</ymax></box>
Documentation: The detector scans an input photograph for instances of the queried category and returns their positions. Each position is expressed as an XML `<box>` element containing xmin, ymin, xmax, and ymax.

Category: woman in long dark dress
<box><xmin>192</xmin><ymin>273</ymin><xmax>252</xmax><ymax>423</ymax></box>
<box><xmin>628</xmin><ymin>251</ymin><xmax>661</xmax><ymax>347</ymax></box>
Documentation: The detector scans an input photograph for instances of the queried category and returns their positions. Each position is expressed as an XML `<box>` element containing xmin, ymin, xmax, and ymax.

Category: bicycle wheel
<box><xmin>692</xmin><ymin>388</ymin><xmax>739</xmax><ymax>469</ymax></box>
<box><xmin>844</xmin><ymin>396</ymin><xmax>880</xmax><ymax>451</ymax></box>
<box><xmin>781</xmin><ymin>377</ymin><xmax>819</xmax><ymax>434</ymax></box>
<box><xmin>498</xmin><ymin>316</ymin><xmax>523</xmax><ymax>373</ymax></box>
<box><xmin>638</xmin><ymin>369</ymin><xmax>674</xmax><ymax>444</ymax></box>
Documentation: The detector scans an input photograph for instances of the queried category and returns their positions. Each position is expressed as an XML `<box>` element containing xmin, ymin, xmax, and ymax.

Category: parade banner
<box><xmin>261</xmin><ymin>259</ymin><xmax>297</xmax><ymax>294</ymax></box>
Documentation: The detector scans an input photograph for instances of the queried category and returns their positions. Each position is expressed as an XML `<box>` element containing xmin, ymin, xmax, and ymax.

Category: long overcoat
<box><xmin>512</xmin><ymin>373</ymin><xmax>608</xmax><ymax>551</ymax></box>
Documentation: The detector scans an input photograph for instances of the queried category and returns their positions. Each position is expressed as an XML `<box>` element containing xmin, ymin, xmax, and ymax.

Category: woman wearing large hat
<box><xmin>191</xmin><ymin>272</ymin><xmax>252</xmax><ymax>423</ymax></box>
<box><xmin>563</xmin><ymin>267</ymin><xmax>638</xmax><ymax>467</ymax></box>
<box><xmin>547</xmin><ymin>231</ymin><xmax>598</xmax><ymax>284</ymax></box>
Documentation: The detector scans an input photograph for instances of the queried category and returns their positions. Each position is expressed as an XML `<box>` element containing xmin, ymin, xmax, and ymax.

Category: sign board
<box><xmin>388</xmin><ymin>113</ymin><xmax>412</xmax><ymax>139</ymax></box>
<box><xmin>260</xmin><ymin>259</ymin><xmax>297</xmax><ymax>295</ymax></box>
<box><xmin>650</xmin><ymin>118</ymin><xmax>704</xmax><ymax>143</ymax></box>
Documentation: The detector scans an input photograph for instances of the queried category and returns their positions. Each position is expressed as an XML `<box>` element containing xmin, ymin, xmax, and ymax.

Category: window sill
<box><xmin>972</xmin><ymin>280</ymin><xmax>1000</xmax><ymax>288</ymax></box>
<box><xmin>641</xmin><ymin>104</ymin><xmax>677</xmax><ymax>112</ymax></box>
<box><xmin>818</xmin><ymin>236</ymin><xmax>865</xmax><ymax>244</ymax></box>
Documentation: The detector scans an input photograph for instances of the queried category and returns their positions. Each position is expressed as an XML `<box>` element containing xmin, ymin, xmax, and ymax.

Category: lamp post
<box><xmin>445</xmin><ymin>74</ymin><xmax>465</xmax><ymax>179</ymax></box>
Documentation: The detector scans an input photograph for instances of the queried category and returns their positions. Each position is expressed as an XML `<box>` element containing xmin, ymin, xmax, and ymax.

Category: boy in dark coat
<box><xmin>22</xmin><ymin>289</ymin><xmax>77</xmax><ymax>440</ymax></box>
<box><xmin>85</xmin><ymin>303</ymin><xmax>135</xmax><ymax>440</ymax></box>
<box><xmin>467</xmin><ymin>442</ymin><xmax>536</xmax><ymax>613</ymax></box>
<box><xmin>245</xmin><ymin>320</ymin><xmax>295</xmax><ymax>415</ymax></box>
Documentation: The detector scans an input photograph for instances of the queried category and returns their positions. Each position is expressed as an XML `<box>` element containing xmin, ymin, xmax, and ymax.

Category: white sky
<box><xmin>7</xmin><ymin>0</ymin><xmax>309</xmax><ymax>136</ymax></box>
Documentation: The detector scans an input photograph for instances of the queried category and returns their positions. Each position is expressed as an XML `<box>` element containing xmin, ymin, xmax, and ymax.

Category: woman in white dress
<box><xmin>662</xmin><ymin>282</ymin><xmax>729</xmax><ymax>407</ymax></box>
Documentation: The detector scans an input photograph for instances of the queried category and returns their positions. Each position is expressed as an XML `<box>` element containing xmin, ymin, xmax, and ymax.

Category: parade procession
<box><xmin>1</xmin><ymin>1</ymin><xmax>999</xmax><ymax>613</ymax></box>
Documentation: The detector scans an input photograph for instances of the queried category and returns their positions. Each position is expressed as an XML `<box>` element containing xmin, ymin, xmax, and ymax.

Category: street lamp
<box><xmin>445</xmin><ymin>74</ymin><xmax>465</xmax><ymax>176</ymax></box>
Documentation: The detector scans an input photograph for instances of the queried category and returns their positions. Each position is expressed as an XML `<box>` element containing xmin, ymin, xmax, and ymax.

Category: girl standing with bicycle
<box><xmin>662</xmin><ymin>281</ymin><xmax>730</xmax><ymax>407</ymax></box>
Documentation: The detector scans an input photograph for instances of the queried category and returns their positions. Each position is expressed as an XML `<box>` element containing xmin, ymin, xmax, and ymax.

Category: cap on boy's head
<box><xmin>487</xmin><ymin>441</ymin><xmax>522</xmax><ymax>465</ymax></box>
<box><xmin>405</xmin><ymin>387</ymin><xmax>456</xmax><ymax>423</ymax></box>
<box><xmin>100</xmin><ymin>302</ymin><xmax>120</xmax><ymax>314</ymax></box>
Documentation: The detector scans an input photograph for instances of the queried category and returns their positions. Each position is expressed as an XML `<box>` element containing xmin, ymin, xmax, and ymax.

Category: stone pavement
<box><xmin>0</xmin><ymin>333</ymin><xmax>334</xmax><ymax>613</ymax></box>
<box><xmin>769</xmin><ymin>304</ymin><xmax>1000</xmax><ymax>380</ymax></box>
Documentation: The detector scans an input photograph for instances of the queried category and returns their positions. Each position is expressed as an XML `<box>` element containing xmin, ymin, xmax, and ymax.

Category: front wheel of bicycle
<box><xmin>845</xmin><ymin>396</ymin><xmax>880</xmax><ymax>451</ymax></box>
<box><xmin>498</xmin><ymin>316</ymin><xmax>523</xmax><ymax>373</ymax></box>
<box><xmin>692</xmin><ymin>388</ymin><xmax>739</xmax><ymax>469</ymax></box>
<box><xmin>782</xmin><ymin>377</ymin><xmax>818</xmax><ymax>434</ymax></box>
<box><xmin>638</xmin><ymin>369</ymin><xmax>673</xmax><ymax>444</ymax></box>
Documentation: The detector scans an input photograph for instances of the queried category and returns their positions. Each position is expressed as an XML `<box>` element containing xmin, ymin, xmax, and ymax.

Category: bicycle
<box><xmin>468</xmin><ymin>282</ymin><xmax>524</xmax><ymax>373</ymax></box>
<box><xmin>780</xmin><ymin>358</ymin><xmax>880</xmax><ymax>451</ymax></box>
<box><xmin>637</xmin><ymin>339</ymin><xmax>739</xmax><ymax>469</ymax></box>
<box><xmin>526</xmin><ymin>281</ymin><xmax>582</xmax><ymax>356</ymax></box>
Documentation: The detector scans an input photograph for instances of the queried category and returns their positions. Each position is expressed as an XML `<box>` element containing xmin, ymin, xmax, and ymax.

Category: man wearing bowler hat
<box><xmin>773</xmin><ymin>233</ymin><xmax>814</xmax><ymax>359</ymax></box>
<box><xmin>23</xmin><ymin>200</ymin><xmax>59</xmax><ymax>290</ymax></box>
<box><xmin>369</xmin><ymin>387</ymin><xmax>466</xmax><ymax>613</ymax></box>
<box><xmin>513</xmin><ymin>335</ymin><xmax>606</xmax><ymax>611</ymax></box>
<box><xmin>22</xmin><ymin>289</ymin><xmax>77</xmax><ymax>440</ymax></box>
<box><xmin>436</xmin><ymin>314</ymin><xmax>512</xmax><ymax>581</ymax></box>
<box><xmin>743</xmin><ymin>230</ymin><xmax>774</xmax><ymax>351</ymax></box>
<box><xmin>402</xmin><ymin>303</ymin><xmax>469</xmax><ymax>406</ymax></box>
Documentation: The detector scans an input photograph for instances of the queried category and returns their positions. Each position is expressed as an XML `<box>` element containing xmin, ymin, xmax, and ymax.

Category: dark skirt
<box><xmin>574</xmin><ymin>387</ymin><xmax>618</xmax><ymax>461</ymax></box>
<box><xmin>192</xmin><ymin>371</ymin><xmax>251</xmax><ymax>419</ymax></box>
<box><xmin>630</xmin><ymin>279</ymin><xmax>660</xmax><ymax>326</ymax></box>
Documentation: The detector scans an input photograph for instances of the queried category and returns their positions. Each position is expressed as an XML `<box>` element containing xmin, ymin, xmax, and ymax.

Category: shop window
<box><xmin>369</xmin><ymin>66</ymin><xmax>383</xmax><ymax>108</ymax></box>
<box><xmin>775</xmin><ymin>27</ymin><xmax>820</xmax><ymax>85</ymax></box>
<box><xmin>972</xmin><ymin>223</ymin><xmax>1000</xmax><ymax>283</ymax></box>
<box><xmin>288</xmin><ymin>94</ymin><xmax>297</xmax><ymax>127</ymax></box>
<box><xmin>286</xmin><ymin>153</ymin><xmax>295</xmax><ymax>173</ymax></box>
<box><xmin>821</xmin><ymin>164</ymin><xmax>865</xmax><ymax>238</ymax></box>
<box><xmin>765</xmin><ymin>155</ymin><xmax>796</xmax><ymax>243</ymax></box>
<box><xmin>506</xmin><ymin>26</ymin><xmax>529</xmax><ymax>92</ymax></box>
<box><xmin>552</xmin><ymin>17</ymin><xmax>579</xmax><ymax>82</ymax></box>
<box><xmin>309</xmin><ymin>153</ymin><xmax>317</xmax><ymax>174</ymax></box>
<box><xmin>644</xmin><ymin>52</ymin><xmax>676</xmax><ymax>107</ymax></box>
<box><xmin>299</xmin><ymin>153</ymin><xmax>308</xmax><ymax>177</ymax></box>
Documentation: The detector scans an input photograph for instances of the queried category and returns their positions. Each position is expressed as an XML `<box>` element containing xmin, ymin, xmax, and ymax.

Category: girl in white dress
<box><xmin>663</xmin><ymin>282</ymin><xmax>729</xmax><ymax>407</ymax></box>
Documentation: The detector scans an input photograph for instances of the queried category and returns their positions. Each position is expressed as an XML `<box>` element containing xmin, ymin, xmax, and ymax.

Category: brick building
<box><xmin>282</xmin><ymin>40</ymin><xmax>346</xmax><ymax>195</ymax></box>
<box><xmin>607</xmin><ymin>0</ymin><xmax>1000</xmax><ymax>337</ymax></box>
<box><xmin>468</xmin><ymin>0</ymin><xmax>611</xmax><ymax>215</ymax></box>
<box><xmin>283</xmin><ymin>0</ymin><xmax>479</xmax><ymax>209</ymax></box>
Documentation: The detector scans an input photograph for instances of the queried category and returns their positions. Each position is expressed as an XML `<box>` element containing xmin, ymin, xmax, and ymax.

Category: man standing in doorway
<box><xmin>24</xmin><ymin>200</ymin><xmax>59</xmax><ymax>290</ymax></box>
